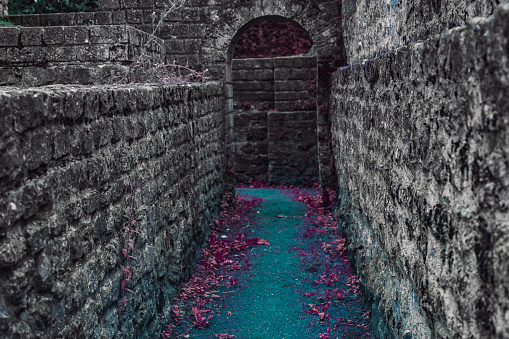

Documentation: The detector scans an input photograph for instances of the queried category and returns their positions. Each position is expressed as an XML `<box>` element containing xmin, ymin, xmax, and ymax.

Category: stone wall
<box><xmin>231</xmin><ymin>55</ymin><xmax>318</xmax><ymax>185</ymax></box>
<box><xmin>1</xmin><ymin>0</ymin><xmax>342</xmax><ymax>189</ymax></box>
<box><xmin>330</xmin><ymin>3</ymin><xmax>509</xmax><ymax>338</ymax></box>
<box><xmin>0</xmin><ymin>82</ymin><xmax>226</xmax><ymax>338</ymax></box>
<box><xmin>0</xmin><ymin>0</ymin><xmax>7</xmax><ymax>16</ymax></box>
<box><xmin>0</xmin><ymin>25</ymin><xmax>164</xmax><ymax>86</ymax></box>
<box><xmin>342</xmin><ymin>0</ymin><xmax>502</xmax><ymax>64</ymax></box>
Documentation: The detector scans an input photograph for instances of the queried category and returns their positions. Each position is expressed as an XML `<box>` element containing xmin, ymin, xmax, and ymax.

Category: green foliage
<box><xmin>7</xmin><ymin>0</ymin><xmax>98</xmax><ymax>15</ymax></box>
<box><xmin>0</xmin><ymin>19</ymin><xmax>17</xmax><ymax>26</ymax></box>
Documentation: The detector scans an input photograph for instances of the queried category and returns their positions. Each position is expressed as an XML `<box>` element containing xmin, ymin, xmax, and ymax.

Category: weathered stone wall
<box><xmin>342</xmin><ymin>0</ymin><xmax>502</xmax><ymax>64</ymax></box>
<box><xmin>1</xmin><ymin>0</ymin><xmax>342</xmax><ymax>189</ymax></box>
<box><xmin>231</xmin><ymin>55</ymin><xmax>318</xmax><ymax>185</ymax></box>
<box><xmin>268</xmin><ymin>111</ymin><xmax>318</xmax><ymax>186</ymax></box>
<box><xmin>0</xmin><ymin>82</ymin><xmax>226</xmax><ymax>338</ymax></box>
<box><xmin>330</xmin><ymin>3</ymin><xmax>509</xmax><ymax>338</ymax></box>
<box><xmin>0</xmin><ymin>25</ymin><xmax>164</xmax><ymax>86</ymax></box>
<box><xmin>0</xmin><ymin>0</ymin><xmax>7</xmax><ymax>16</ymax></box>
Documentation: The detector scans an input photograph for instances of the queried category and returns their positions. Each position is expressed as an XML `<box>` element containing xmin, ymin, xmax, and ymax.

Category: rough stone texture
<box><xmin>1</xmin><ymin>0</ymin><xmax>343</xmax><ymax>189</ymax></box>
<box><xmin>342</xmin><ymin>0</ymin><xmax>503</xmax><ymax>64</ymax></box>
<box><xmin>268</xmin><ymin>111</ymin><xmax>318</xmax><ymax>186</ymax></box>
<box><xmin>231</xmin><ymin>55</ymin><xmax>318</xmax><ymax>185</ymax></box>
<box><xmin>0</xmin><ymin>25</ymin><xmax>164</xmax><ymax>86</ymax></box>
<box><xmin>0</xmin><ymin>82</ymin><xmax>226</xmax><ymax>338</ymax></box>
<box><xmin>233</xmin><ymin>110</ymin><xmax>269</xmax><ymax>183</ymax></box>
<box><xmin>330</xmin><ymin>3</ymin><xmax>509</xmax><ymax>338</ymax></box>
<box><xmin>0</xmin><ymin>0</ymin><xmax>7</xmax><ymax>16</ymax></box>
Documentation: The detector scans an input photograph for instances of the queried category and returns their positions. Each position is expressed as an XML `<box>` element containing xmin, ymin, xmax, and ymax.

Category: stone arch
<box><xmin>224</xmin><ymin>14</ymin><xmax>315</xmax><ymax>142</ymax></box>
<box><xmin>198</xmin><ymin>1</ymin><xmax>343</xmax><ymax>187</ymax></box>
<box><xmin>222</xmin><ymin>15</ymin><xmax>319</xmax><ymax>185</ymax></box>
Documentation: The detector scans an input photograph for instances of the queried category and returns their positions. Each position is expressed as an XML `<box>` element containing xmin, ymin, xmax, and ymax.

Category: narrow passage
<box><xmin>163</xmin><ymin>188</ymin><xmax>374</xmax><ymax>339</ymax></box>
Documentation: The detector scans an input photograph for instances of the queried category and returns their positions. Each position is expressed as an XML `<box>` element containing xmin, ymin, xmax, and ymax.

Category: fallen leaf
<box><xmin>276</xmin><ymin>215</ymin><xmax>284</xmax><ymax>218</ymax></box>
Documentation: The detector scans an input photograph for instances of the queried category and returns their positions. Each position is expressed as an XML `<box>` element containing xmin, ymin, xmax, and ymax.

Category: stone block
<box><xmin>181</xmin><ymin>7</ymin><xmax>202</xmax><ymax>21</ymax></box>
<box><xmin>109</xmin><ymin>44</ymin><xmax>129</xmax><ymax>61</ymax></box>
<box><xmin>64</xmin><ymin>26</ymin><xmax>90</xmax><ymax>45</ymax></box>
<box><xmin>254</xmin><ymin>69</ymin><xmax>273</xmax><ymax>81</ymax></box>
<box><xmin>0</xmin><ymin>137</ymin><xmax>23</xmax><ymax>184</ymax></box>
<box><xmin>21</xmin><ymin>14</ymin><xmax>40</xmax><ymax>26</ymax></box>
<box><xmin>42</xmin><ymin>27</ymin><xmax>64</xmax><ymax>45</ymax></box>
<box><xmin>23</xmin><ymin>128</ymin><xmax>51</xmax><ymax>171</ymax></box>
<box><xmin>98</xmin><ymin>0</ymin><xmax>120</xmax><ymax>9</ymax></box>
<box><xmin>126</xmin><ymin>9</ymin><xmax>144</xmax><ymax>24</ymax></box>
<box><xmin>38</xmin><ymin>13</ymin><xmax>59</xmax><ymax>26</ymax></box>
<box><xmin>112</xmin><ymin>10</ymin><xmax>127</xmax><ymax>24</ymax></box>
<box><xmin>164</xmin><ymin>39</ymin><xmax>184</xmax><ymax>53</ymax></box>
<box><xmin>274</xmin><ymin>57</ymin><xmax>293</xmax><ymax>67</ymax></box>
<box><xmin>94</xmin><ymin>11</ymin><xmax>113</xmax><ymax>25</ymax></box>
<box><xmin>4</xmin><ymin>15</ymin><xmax>23</xmax><ymax>26</ymax></box>
<box><xmin>0</xmin><ymin>68</ymin><xmax>17</xmax><ymax>85</ymax></box>
<box><xmin>90</xmin><ymin>25</ymin><xmax>128</xmax><ymax>44</ymax></box>
<box><xmin>121</xmin><ymin>0</ymin><xmax>138</xmax><ymax>8</ymax></box>
<box><xmin>275</xmin><ymin>91</ymin><xmax>310</xmax><ymax>101</ymax></box>
<box><xmin>59</xmin><ymin>12</ymin><xmax>75</xmax><ymax>26</ymax></box>
<box><xmin>0</xmin><ymin>27</ymin><xmax>19</xmax><ymax>47</ymax></box>
<box><xmin>138</xmin><ymin>0</ymin><xmax>155</xmax><ymax>8</ymax></box>
<box><xmin>170</xmin><ymin>23</ymin><xmax>190</xmax><ymax>37</ymax></box>
<box><xmin>20</xmin><ymin>28</ymin><xmax>42</xmax><ymax>46</ymax></box>
<box><xmin>74</xmin><ymin>12</ymin><xmax>94</xmax><ymax>25</ymax></box>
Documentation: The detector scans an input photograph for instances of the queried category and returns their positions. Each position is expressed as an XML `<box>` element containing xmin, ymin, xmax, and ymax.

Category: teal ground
<box><xmin>166</xmin><ymin>188</ymin><xmax>374</xmax><ymax>339</ymax></box>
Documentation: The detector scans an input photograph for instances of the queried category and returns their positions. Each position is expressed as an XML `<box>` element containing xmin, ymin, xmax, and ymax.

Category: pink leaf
<box><xmin>256</xmin><ymin>238</ymin><xmax>270</xmax><ymax>245</ymax></box>
<box><xmin>275</xmin><ymin>215</ymin><xmax>284</xmax><ymax>218</ymax></box>
<box><xmin>122</xmin><ymin>249</ymin><xmax>128</xmax><ymax>257</ymax></box>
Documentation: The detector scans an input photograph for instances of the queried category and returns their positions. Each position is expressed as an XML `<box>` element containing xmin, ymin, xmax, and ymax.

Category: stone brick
<box><xmin>99</xmin><ymin>0</ymin><xmax>120</xmax><ymax>10</ymax></box>
<box><xmin>38</xmin><ymin>13</ymin><xmax>60</xmax><ymax>26</ymax></box>
<box><xmin>21</xmin><ymin>14</ymin><xmax>40</xmax><ymax>27</ymax></box>
<box><xmin>76</xmin><ymin>44</ymin><xmax>110</xmax><ymax>62</ymax></box>
<box><xmin>170</xmin><ymin>23</ymin><xmax>190</xmax><ymax>37</ymax></box>
<box><xmin>22</xmin><ymin>128</ymin><xmax>51</xmax><ymax>171</ymax></box>
<box><xmin>0</xmin><ymin>137</ymin><xmax>23</xmax><ymax>184</ymax></box>
<box><xmin>112</xmin><ymin>10</ymin><xmax>127</xmax><ymax>24</ymax></box>
<box><xmin>0</xmin><ymin>27</ymin><xmax>19</xmax><ymax>47</ymax></box>
<box><xmin>138</xmin><ymin>0</ymin><xmax>155</xmax><ymax>8</ymax></box>
<box><xmin>121</xmin><ymin>0</ymin><xmax>138</xmax><ymax>8</ymax></box>
<box><xmin>64</xmin><ymin>26</ymin><xmax>90</xmax><ymax>45</ymax></box>
<box><xmin>74</xmin><ymin>12</ymin><xmax>94</xmax><ymax>25</ymax></box>
<box><xmin>0</xmin><ymin>68</ymin><xmax>17</xmax><ymax>86</ymax></box>
<box><xmin>20</xmin><ymin>28</ymin><xmax>42</xmax><ymax>46</ymax></box>
<box><xmin>181</xmin><ymin>7</ymin><xmax>202</xmax><ymax>21</ymax></box>
<box><xmin>126</xmin><ymin>9</ymin><xmax>143</xmax><ymax>24</ymax></box>
<box><xmin>58</xmin><ymin>12</ymin><xmax>75</xmax><ymax>26</ymax></box>
<box><xmin>42</xmin><ymin>27</ymin><xmax>64</xmax><ymax>45</ymax></box>
<box><xmin>94</xmin><ymin>11</ymin><xmax>113</xmax><ymax>25</ymax></box>
<box><xmin>108</xmin><ymin>44</ymin><xmax>129</xmax><ymax>61</ymax></box>
<box><xmin>90</xmin><ymin>25</ymin><xmax>128</xmax><ymax>44</ymax></box>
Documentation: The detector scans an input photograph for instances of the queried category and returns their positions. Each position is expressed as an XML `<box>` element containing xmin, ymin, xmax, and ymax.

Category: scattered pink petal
<box><xmin>215</xmin><ymin>333</ymin><xmax>236</xmax><ymax>338</ymax></box>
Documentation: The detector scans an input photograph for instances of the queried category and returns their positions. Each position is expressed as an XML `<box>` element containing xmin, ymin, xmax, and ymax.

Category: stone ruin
<box><xmin>0</xmin><ymin>0</ymin><xmax>508</xmax><ymax>338</ymax></box>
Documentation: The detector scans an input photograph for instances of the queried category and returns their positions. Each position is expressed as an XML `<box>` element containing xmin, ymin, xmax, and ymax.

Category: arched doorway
<box><xmin>226</xmin><ymin>16</ymin><xmax>319</xmax><ymax>186</ymax></box>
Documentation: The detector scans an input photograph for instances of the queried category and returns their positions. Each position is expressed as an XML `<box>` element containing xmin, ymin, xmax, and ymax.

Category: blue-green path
<box><xmin>172</xmin><ymin>188</ymin><xmax>373</xmax><ymax>339</ymax></box>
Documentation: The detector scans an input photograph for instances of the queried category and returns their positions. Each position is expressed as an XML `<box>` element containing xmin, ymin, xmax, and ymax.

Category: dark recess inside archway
<box><xmin>230</xmin><ymin>18</ymin><xmax>318</xmax><ymax>187</ymax></box>
<box><xmin>233</xmin><ymin>19</ymin><xmax>313</xmax><ymax>59</ymax></box>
